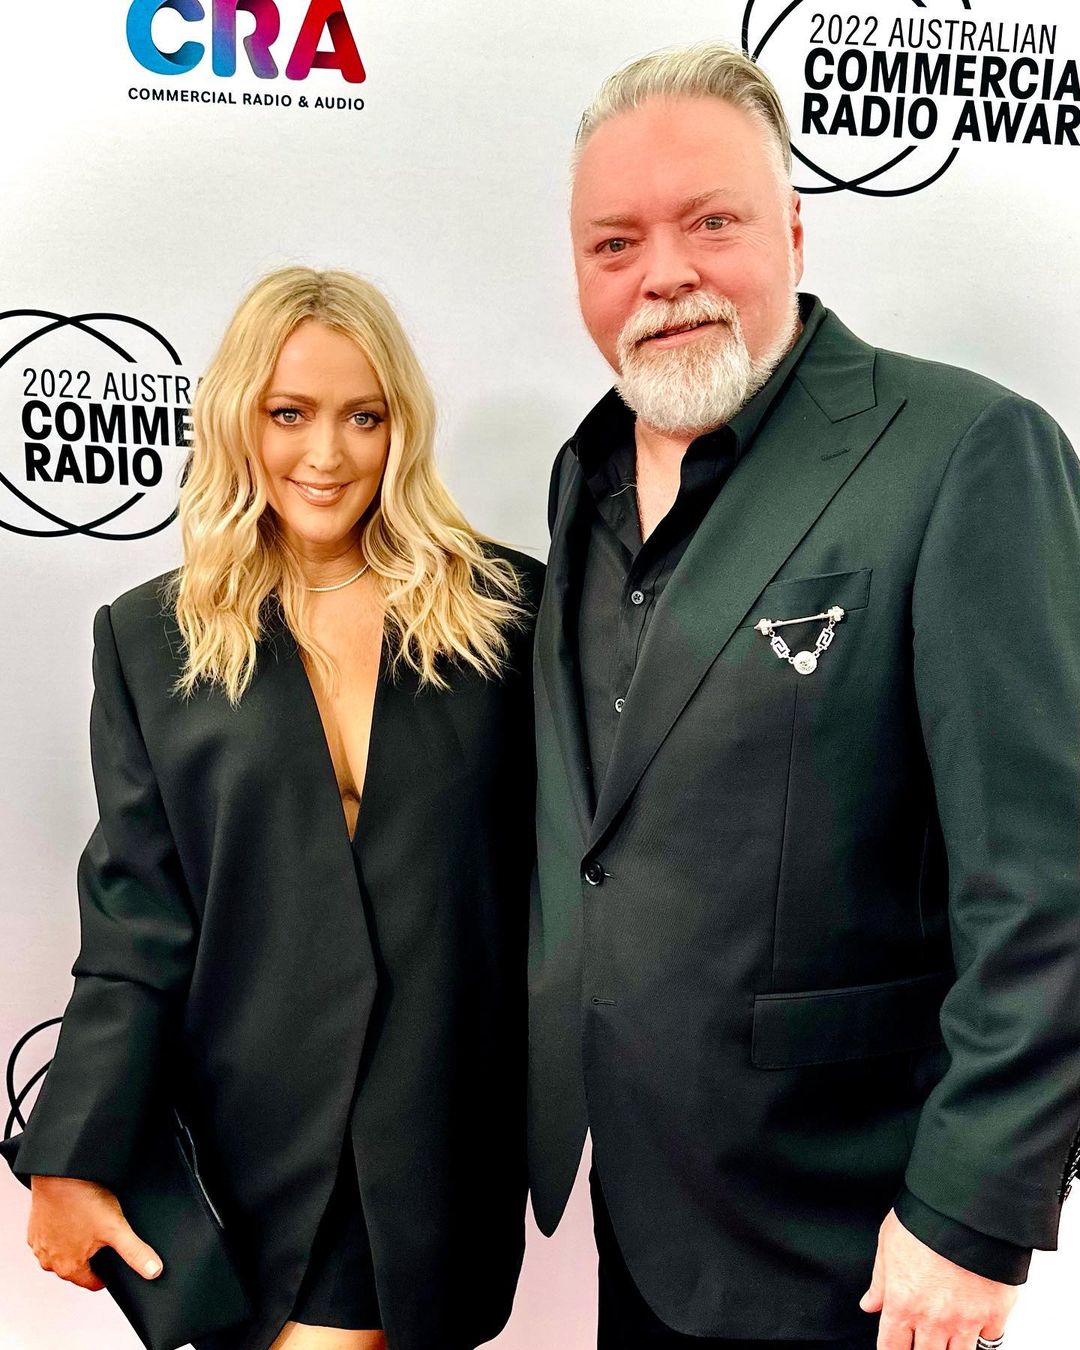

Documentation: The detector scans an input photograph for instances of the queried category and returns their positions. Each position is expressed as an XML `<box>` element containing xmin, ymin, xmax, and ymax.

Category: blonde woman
<box><xmin>7</xmin><ymin>267</ymin><xmax>543</xmax><ymax>1350</ymax></box>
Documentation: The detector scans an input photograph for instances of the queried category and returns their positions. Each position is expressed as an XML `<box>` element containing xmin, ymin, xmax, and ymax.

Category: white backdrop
<box><xmin>1</xmin><ymin>1</ymin><xmax>1078</xmax><ymax>1345</ymax></box>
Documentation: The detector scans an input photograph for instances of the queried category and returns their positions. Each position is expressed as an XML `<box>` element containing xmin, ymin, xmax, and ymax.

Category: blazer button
<box><xmin>583</xmin><ymin>860</ymin><xmax>605</xmax><ymax>887</ymax></box>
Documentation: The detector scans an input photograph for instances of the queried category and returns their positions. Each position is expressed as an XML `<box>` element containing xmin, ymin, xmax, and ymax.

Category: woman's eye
<box><xmin>351</xmin><ymin>411</ymin><xmax>382</xmax><ymax>428</ymax></box>
<box><xmin>270</xmin><ymin>408</ymin><xmax>301</xmax><ymax>424</ymax></box>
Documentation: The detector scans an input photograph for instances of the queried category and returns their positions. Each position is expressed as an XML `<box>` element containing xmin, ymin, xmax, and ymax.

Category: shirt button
<box><xmin>583</xmin><ymin>860</ymin><xmax>605</xmax><ymax>887</ymax></box>
<box><xmin>614</xmin><ymin>697</ymin><xmax>625</xmax><ymax>713</ymax></box>
<box><xmin>630</xmin><ymin>590</ymin><xmax>645</xmax><ymax>606</ymax></box>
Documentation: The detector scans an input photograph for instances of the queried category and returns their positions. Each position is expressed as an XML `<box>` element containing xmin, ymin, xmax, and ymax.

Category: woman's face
<box><xmin>258</xmin><ymin>319</ymin><xmax>390</xmax><ymax>558</ymax></box>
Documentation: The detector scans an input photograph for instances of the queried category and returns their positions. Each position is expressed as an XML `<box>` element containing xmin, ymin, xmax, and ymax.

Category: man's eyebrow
<box><xmin>587</xmin><ymin>189</ymin><xmax>733</xmax><ymax>230</ymax></box>
<box><xmin>588</xmin><ymin>213</ymin><xmax>638</xmax><ymax>230</ymax></box>
<box><xmin>677</xmin><ymin>188</ymin><xmax>733</xmax><ymax>213</ymax></box>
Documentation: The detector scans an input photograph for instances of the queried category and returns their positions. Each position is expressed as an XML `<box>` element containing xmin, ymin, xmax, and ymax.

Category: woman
<box><xmin>8</xmin><ymin>267</ymin><xmax>543</xmax><ymax>1350</ymax></box>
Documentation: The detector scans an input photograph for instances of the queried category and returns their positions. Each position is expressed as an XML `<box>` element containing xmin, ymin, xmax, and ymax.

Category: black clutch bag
<box><xmin>3</xmin><ymin>1021</ymin><xmax>254</xmax><ymax>1350</ymax></box>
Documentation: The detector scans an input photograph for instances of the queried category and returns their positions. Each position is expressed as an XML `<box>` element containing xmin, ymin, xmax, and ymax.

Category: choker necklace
<box><xmin>305</xmin><ymin>563</ymin><xmax>370</xmax><ymax>593</ymax></box>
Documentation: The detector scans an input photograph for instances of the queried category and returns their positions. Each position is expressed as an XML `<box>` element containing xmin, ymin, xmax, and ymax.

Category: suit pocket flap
<box><xmin>740</xmin><ymin>568</ymin><xmax>872</xmax><ymax>629</ymax></box>
<box><xmin>751</xmin><ymin>968</ymin><xmax>952</xmax><ymax>1068</ymax></box>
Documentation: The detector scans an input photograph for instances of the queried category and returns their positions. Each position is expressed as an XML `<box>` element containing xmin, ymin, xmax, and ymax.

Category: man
<box><xmin>528</xmin><ymin>42</ymin><xmax>1080</xmax><ymax>1350</ymax></box>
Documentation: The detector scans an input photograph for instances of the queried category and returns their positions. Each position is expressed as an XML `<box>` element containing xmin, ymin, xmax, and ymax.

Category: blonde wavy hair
<box><xmin>166</xmin><ymin>266</ymin><xmax>529</xmax><ymax>704</ymax></box>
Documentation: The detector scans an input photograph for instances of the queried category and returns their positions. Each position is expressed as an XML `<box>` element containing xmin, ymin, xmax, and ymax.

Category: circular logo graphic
<box><xmin>743</xmin><ymin>0</ymin><xmax>975</xmax><ymax>196</ymax></box>
<box><xmin>0</xmin><ymin>309</ymin><xmax>192</xmax><ymax>540</ymax></box>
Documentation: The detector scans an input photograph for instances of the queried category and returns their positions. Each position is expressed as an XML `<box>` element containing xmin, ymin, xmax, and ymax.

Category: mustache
<box><xmin>617</xmin><ymin>292</ymin><xmax>742</xmax><ymax>355</ymax></box>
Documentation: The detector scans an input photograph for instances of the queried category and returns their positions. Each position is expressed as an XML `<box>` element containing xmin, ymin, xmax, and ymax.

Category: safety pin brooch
<box><xmin>753</xmin><ymin>606</ymin><xmax>845</xmax><ymax>676</ymax></box>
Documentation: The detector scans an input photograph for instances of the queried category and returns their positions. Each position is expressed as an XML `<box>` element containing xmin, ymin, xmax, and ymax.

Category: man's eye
<box><xmin>600</xmin><ymin>238</ymin><xmax>629</xmax><ymax>255</ymax></box>
<box><xmin>702</xmin><ymin>216</ymin><xmax>728</xmax><ymax>231</ymax></box>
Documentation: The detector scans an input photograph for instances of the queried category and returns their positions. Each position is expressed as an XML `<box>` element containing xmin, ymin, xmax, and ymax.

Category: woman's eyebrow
<box><xmin>265</xmin><ymin>391</ymin><xmax>388</xmax><ymax>409</ymax></box>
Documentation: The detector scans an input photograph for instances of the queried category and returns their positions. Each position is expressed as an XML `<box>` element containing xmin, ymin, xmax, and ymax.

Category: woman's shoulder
<box><xmin>105</xmin><ymin>568</ymin><xmax>180</xmax><ymax>632</ymax></box>
<box><xmin>477</xmin><ymin>539</ymin><xmax>545</xmax><ymax>603</ymax></box>
<box><xmin>98</xmin><ymin>569</ymin><xmax>184</xmax><ymax>679</ymax></box>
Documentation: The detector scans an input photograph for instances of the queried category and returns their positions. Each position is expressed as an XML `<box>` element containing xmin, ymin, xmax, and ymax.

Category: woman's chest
<box><xmin>302</xmin><ymin>624</ymin><xmax>383</xmax><ymax>837</ymax></box>
<box><xmin>136</xmin><ymin>628</ymin><xmax>527</xmax><ymax>904</ymax></box>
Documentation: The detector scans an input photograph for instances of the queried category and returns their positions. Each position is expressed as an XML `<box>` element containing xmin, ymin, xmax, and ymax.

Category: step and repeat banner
<box><xmin>1</xmin><ymin>2</ymin><xmax>1077</xmax><ymax>1346</ymax></box>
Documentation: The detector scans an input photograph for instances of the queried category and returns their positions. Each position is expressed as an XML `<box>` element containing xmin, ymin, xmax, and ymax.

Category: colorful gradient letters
<box><xmin>126</xmin><ymin>0</ymin><xmax>366</xmax><ymax>82</ymax></box>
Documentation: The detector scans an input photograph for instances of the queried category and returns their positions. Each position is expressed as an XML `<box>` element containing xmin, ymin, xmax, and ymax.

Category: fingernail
<box><xmin>144</xmin><ymin>1259</ymin><xmax>162</xmax><ymax>1277</ymax></box>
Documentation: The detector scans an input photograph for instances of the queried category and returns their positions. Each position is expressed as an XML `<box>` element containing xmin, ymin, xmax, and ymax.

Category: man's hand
<box><xmin>859</xmin><ymin>1208</ymin><xmax>1017</xmax><ymax>1349</ymax></box>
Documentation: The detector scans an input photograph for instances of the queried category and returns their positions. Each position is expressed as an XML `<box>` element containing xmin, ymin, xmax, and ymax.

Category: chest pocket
<box><xmin>739</xmin><ymin>567</ymin><xmax>872</xmax><ymax>632</ymax></box>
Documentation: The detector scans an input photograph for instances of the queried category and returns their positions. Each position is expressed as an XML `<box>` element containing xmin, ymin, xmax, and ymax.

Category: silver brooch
<box><xmin>753</xmin><ymin>606</ymin><xmax>845</xmax><ymax>676</ymax></box>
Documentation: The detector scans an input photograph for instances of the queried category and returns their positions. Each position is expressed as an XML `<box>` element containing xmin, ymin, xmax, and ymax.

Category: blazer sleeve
<box><xmin>904</xmin><ymin>392</ymin><xmax>1080</xmax><ymax>1251</ymax></box>
<box><xmin>10</xmin><ymin>602</ymin><xmax>197</xmax><ymax>1191</ymax></box>
<box><xmin>893</xmin><ymin>1185</ymin><xmax>1031</xmax><ymax>1284</ymax></box>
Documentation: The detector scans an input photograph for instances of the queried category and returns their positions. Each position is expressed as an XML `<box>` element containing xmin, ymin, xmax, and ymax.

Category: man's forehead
<box><xmin>571</xmin><ymin>96</ymin><xmax>778</xmax><ymax>219</ymax></box>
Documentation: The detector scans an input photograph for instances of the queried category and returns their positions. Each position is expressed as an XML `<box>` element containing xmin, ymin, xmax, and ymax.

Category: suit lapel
<box><xmin>588</xmin><ymin>315</ymin><xmax>905</xmax><ymax>851</ymax></box>
<box><xmin>535</xmin><ymin>446</ymin><xmax>594</xmax><ymax>846</ymax></box>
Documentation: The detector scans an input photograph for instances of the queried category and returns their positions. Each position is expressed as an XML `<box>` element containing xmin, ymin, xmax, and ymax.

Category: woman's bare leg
<box><xmin>269</xmin><ymin>1323</ymin><xmax>386</xmax><ymax>1350</ymax></box>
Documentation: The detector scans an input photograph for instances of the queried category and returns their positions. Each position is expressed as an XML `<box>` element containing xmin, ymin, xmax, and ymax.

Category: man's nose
<box><xmin>640</xmin><ymin>234</ymin><xmax>701</xmax><ymax>301</ymax></box>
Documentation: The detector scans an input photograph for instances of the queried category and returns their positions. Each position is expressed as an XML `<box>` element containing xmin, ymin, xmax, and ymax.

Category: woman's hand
<box><xmin>28</xmin><ymin>1175</ymin><xmax>162</xmax><ymax>1291</ymax></box>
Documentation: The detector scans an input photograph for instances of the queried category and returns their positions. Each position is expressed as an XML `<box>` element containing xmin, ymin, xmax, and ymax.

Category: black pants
<box><xmin>590</xmin><ymin>1170</ymin><xmax>879</xmax><ymax>1350</ymax></box>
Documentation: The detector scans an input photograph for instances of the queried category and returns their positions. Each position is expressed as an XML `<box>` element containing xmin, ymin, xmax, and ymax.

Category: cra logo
<box><xmin>126</xmin><ymin>0</ymin><xmax>366</xmax><ymax>83</ymax></box>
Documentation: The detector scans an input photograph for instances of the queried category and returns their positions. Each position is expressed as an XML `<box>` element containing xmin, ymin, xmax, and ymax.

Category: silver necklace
<box><xmin>305</xmin><ymin>563</ymin><xmax>370</xmax><ymax>593</ymax></box>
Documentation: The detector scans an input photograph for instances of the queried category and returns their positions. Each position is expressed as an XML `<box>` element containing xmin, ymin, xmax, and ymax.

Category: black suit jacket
<box><xmin>528</xmin><ymin>306</ymin><xmax>1080</xmax><ymax>1339</ymax></box>
<box><xmin>11</xmin><ymin>543</ymin><xmax>543</xmax><ymax>1350</ymax></box>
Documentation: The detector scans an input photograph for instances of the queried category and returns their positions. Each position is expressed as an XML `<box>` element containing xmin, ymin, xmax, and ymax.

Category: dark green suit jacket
<box><xmin>528</xmin><ymin>302</ymin><xmax>1080</xmax><ymax>1339</ymax></box>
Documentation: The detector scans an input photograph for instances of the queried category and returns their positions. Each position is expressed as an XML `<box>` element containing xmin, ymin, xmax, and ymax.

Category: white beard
<box><xmin>614</xmin><ymin>289</ymin><xmax>799</xmax><ymax>435</ymax></box>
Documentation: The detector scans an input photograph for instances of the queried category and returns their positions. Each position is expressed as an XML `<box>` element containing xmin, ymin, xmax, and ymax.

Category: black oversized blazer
<box><xmin>12</xmin><ymin>542</ymin><xmax>544</xmax><ymax>1350</ymax></box>
<box><xmin>528</xmin><ymin>303</ymin><xmax>1080</xmax><ymax>1340</ymax></box>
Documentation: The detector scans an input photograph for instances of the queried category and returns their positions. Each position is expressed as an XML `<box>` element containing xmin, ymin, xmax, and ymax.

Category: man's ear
<box><xmin>790</xmin><ymin>190</ymin><xmax>805</xmax><ymax>286</ymax></box>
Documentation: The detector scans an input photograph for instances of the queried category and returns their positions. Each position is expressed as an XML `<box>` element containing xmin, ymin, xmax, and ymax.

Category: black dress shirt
<box><xmin>569</xmin><ymin>292</ymin><xmax>1032</xmax><ymax>1286</ymax></box>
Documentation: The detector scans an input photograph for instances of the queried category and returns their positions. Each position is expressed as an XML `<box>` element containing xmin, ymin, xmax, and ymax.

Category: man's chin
<box><xmin>615</xmin><ymin>363</ymin><xmax>752</xmax><ymax>434</ymax></box>
<box><xmin>635</xmin><ymin>412</ymin><xmax>726</xmax><ymax>437</ymax></box>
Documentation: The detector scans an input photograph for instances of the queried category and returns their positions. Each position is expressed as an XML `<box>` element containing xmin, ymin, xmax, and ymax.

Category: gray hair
<box><xmin>574</xmin><ymin>42</ymin><xmax>792</xmax><ymax>179</ymax></box>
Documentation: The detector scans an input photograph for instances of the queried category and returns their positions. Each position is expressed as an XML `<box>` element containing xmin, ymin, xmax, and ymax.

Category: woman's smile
<box><xmin>288</xmin><ymin>478</ymin><xmax>352</xmax><ymax>506</ymax></box>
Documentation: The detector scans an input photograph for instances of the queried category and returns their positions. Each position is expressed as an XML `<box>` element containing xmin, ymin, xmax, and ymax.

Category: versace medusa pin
<box><xmin>753</xmin><ymin>606</ymin><xmax>845</xmax><ymax>676</ymax></box>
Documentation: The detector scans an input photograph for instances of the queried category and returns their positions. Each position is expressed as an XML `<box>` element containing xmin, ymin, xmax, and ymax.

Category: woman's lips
<box><xmin>288</xmin><ymin>480</ymin><xmax>349</xmax><ymax>506</ymax></box>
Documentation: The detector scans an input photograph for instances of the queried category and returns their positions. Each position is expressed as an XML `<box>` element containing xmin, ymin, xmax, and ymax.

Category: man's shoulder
<box><xmin>805</xmin><ymin>313</ymin><xmax>1077</xmax><ymax>537</ymax></box>
<box><xmin>545</xmin><ymin>439</ymin><xmax>580</xmax><ymax>534</ymax></box>
<box><xmin>873</xmin><ymin>344</ymin><xmax>1020</xmax><ymax>414</ymax></box>
<box><xmin>812</xmin><ymin>307</ymin><xmax>1061</xmax><ymax>441</ymax></box>
<box><xmin>873</xmin><ymin>346</ymin><xmax>1070</xmax><ymax>471</ymax></box>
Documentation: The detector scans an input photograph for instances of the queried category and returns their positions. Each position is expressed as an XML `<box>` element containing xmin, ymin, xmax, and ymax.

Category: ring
<box><xmin>976</xmin><ymin>1337</ymin><xmax>1004</xmax><ymax>1349</ymax></box>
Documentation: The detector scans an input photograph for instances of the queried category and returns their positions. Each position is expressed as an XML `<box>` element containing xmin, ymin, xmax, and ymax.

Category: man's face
<box><xmin>571</xmin><ymin>95</ymin><xmax>804</xmax><ymax>428</ymax></box>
